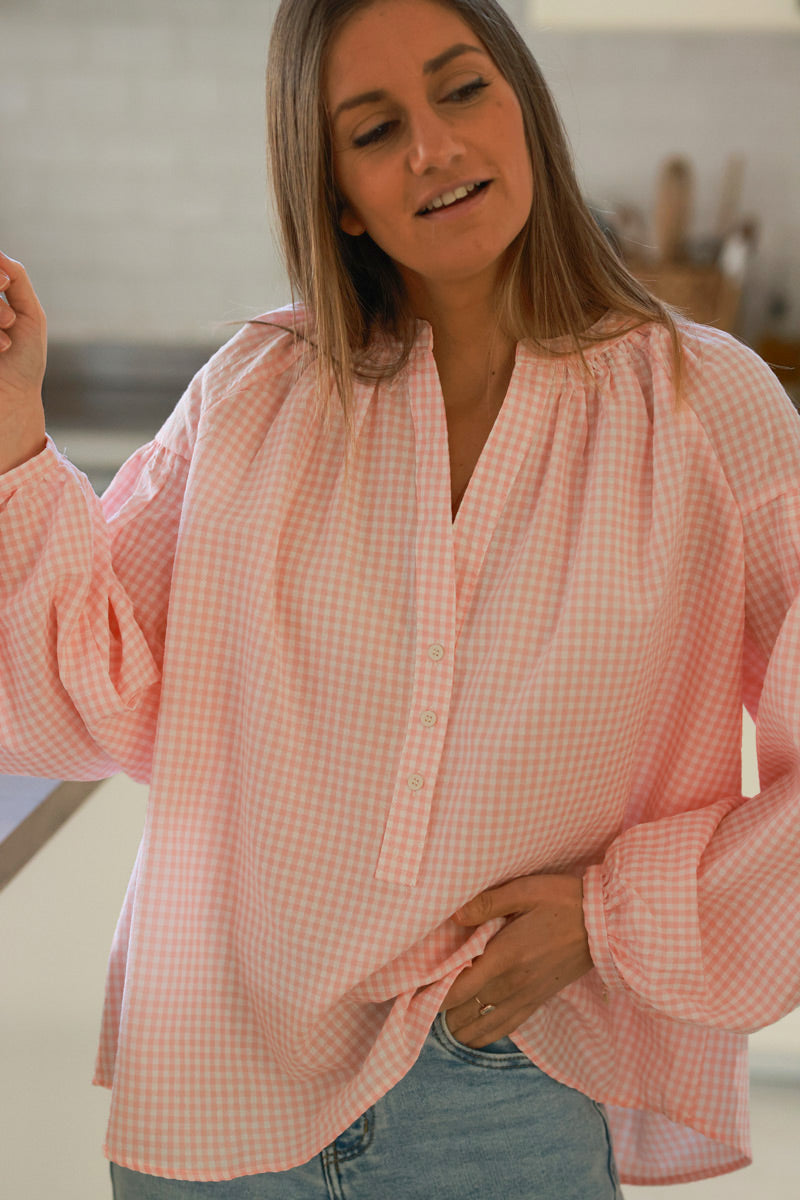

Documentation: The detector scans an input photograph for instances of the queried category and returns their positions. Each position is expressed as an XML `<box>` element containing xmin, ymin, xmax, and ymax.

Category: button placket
<box><xmin>375</xmin><ymin>627</ymin><xmax>453</xmax><ymax>885</ymax></box>
<box><xmin>374</xmin><ymin>350</ymin><xmax>457</xmax><ymax>887</ymax></box>
<box><xmin>410</xmin><ymin>637</ymin><xmax>443</xmax><ymax>788</ymax></box>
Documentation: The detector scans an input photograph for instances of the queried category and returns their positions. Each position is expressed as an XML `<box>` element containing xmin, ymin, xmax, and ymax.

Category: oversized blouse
<box><xmin>1</xmin><ymin>307</ymin><xmax>799</xmax><ymax>1186</ymax></box>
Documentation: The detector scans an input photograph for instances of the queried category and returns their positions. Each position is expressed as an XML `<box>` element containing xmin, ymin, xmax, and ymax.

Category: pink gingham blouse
<box><xmin>1</xmin><ymin>308</ymin><xmax>799</xmax><ymax>1185</ymax></box>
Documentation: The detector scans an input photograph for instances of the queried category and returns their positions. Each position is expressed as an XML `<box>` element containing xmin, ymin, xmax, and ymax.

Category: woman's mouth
<box><xmin>416</xmin><ymin>180</ymin><xmax>491</xmax><ymax>217</ymax></box>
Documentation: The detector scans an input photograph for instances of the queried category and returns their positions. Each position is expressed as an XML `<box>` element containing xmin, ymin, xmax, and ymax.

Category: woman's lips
<box><xmin>416</xmin><ymin>180</ymin><xmax>492</xmax><ymax>219</ymax></box>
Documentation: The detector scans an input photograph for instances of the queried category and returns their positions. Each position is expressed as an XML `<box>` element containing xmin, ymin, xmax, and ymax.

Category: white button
<box><xmin>428</xmin><ymin>643</ymin><xmax>445</xmax><ymax>661</ymax></box>
<box><xmin>407</xmin><ymin>773</ymin><xmax>425</xmax><ymax>791</ymax></box>
<box><xmin>420</xmin><ymin>710</ymin><xmax>437</xmax><ymax>727</ymax></box>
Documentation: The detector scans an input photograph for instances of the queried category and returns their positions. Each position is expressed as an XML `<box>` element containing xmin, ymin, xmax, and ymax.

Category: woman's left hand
<box><xmin>440</xmin><ymin>874</ymin><xmax>594</xmax><ymax>1048</ymax></box>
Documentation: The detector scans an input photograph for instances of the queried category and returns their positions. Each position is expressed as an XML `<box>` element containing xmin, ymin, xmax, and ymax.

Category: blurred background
<box><xmin>1</xmin><ymin>1</ymin><xmax>799</xmax><ymax>1197</ymax></box>
<box><xmin>1</xmin><ymin>0</ymin><xmax>798</xmax><ymax>481</ymax></box>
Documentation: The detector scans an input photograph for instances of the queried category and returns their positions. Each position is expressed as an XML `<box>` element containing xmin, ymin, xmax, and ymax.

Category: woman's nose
<box><xmin>406</xmin><ymin>110</ymin><xmax>465</xmax><ymax>175</ymax></box>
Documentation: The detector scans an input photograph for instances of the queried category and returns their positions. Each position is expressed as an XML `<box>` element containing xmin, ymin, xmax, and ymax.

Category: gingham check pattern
<box><xmin>1</xmin><ymin>310</ymin><xmax>798</xmax><ymax>1184</ymax></box>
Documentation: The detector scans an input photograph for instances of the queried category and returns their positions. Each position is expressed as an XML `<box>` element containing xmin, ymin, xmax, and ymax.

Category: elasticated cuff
<box><xmin>582</xmin><ymin>862</ymin><xmax>626</xmax><ymax>994</ymax></box>
<box><xmin>0</xmin><ymin>436</ymin><xmax>66</xmax><ymax>503</ymax></box>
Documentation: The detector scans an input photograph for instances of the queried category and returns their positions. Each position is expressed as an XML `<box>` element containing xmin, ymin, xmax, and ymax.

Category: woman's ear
<box><xmin>339</xmin><ymin>206</ymin><xmax>366</xmax><ymax>237</ymax></box>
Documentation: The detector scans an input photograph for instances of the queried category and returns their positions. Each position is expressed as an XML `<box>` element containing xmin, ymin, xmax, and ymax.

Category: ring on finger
<box><xmin>473</xmin><ymin>994</ymin><xmax>497</xmax><ymax>1017</ymax></box>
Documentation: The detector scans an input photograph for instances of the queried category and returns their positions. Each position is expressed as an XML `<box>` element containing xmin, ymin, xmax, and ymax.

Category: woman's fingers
<box><xmin>0</xmin><ymin>249</ymin><xmax>48</xmax><ymax>374</ymax></box>
<box><xmin>0</xmin><ymin>282</ymin><xmax>17</xmax><ymax>345</ymax></box>
<box><xmin>440</xmin><ymin>874</ymin><xmax>594</xmax><ymax>1048</ymax></box>
<box><xmin>0</xmin><ymin>261</ymin><xmax>13</xmax><ymax>347</ymax></box>
<box><xmin>446</xmin><ymin>995</ymin><xmax>531</xmax><ymax>1050</ymax></box>
<box><xmin>0</xmin><ymin>250</ymin><xmax>48</xmax><ymax>472</ymax></box>
<box><xmin>0</xmin><ymin>250</ymin><xmax>45</xmax><ymax>326</ymax></box>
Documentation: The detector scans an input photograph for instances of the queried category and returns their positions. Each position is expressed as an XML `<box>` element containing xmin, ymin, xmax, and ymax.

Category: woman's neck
<box><xmin>406</xmin><ymin>278</ymin><xmax>516</xmax><ymax>415</ymax></box>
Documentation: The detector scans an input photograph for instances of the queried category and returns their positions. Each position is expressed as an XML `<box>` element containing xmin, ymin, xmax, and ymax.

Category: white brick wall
<box><xmin>1</xmin><ymin>1</ymin><xmax>798</xmax><ymax>346</ymax></box>
<box><xmin>1</xmin><ymin>0</ymin><xmax>284</xmax><ymax>344</ymax></box>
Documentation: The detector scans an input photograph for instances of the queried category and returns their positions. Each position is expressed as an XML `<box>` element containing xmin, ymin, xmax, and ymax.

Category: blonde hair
<box><xmin>266</xmin><ymin>0</ymin><xmax>687</xmax><ymax>452</ymax></box>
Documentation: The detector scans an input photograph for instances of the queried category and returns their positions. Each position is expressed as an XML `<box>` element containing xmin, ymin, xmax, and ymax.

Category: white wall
<box><xmin>529</xmin><ymin>0</ymin><xmax>800</xmax><ymax>32</ymax></box>
<box><xmin>0</xmin><ymin>0</ymin><xmax>285</xmax><ymax>345</ymax></box>
<box><xmin>0</xmin><ymin>1</ymin><xmax>798</xmax><ymax>347</ymax></box>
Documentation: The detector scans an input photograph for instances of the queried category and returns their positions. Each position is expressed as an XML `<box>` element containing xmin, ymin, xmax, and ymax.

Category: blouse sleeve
<box><xmin>582</xmin><ymin>331</ymin><xmax>800</xmax><ymax>1034</ymax></box>
<box><xmin>0</xmin><ymin>369</ymin><xmax>203</xmax><ymax>784</ymax></box>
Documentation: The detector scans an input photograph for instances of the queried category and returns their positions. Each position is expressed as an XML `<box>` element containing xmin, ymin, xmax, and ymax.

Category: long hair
<box><xmin>266</xmin><ymin>0</ymin><xmax>687</xmax><ymax>450</ymax></box>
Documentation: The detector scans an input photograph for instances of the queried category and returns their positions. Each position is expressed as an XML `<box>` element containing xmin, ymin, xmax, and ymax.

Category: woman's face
<box><xmin>325</xmin><ymin>0</ymin><xmax>534</xmax><ymax>308</ymax></box>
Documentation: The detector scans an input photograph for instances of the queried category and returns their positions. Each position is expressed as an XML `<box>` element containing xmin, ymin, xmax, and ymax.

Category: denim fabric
<box><xmin>110</xmin><ymin>1013</ymin><xmax>623</xmax><ymax>1199</ymax></box>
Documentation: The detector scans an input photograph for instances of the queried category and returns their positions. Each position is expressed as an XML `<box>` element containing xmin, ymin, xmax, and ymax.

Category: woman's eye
<box><xmin>353</xmin><ymin>121</ymin><xmax>395</xmax><ymax>148</ymax></box>
<box><xmin>446</xmin><ymin>78</ymin><xmax>489</xmax><ymax>103</ymax></box>
<box><xmin>349</xmin><ymin>79</ymin><xmax>489</xmax><ymax>147</ymax></box>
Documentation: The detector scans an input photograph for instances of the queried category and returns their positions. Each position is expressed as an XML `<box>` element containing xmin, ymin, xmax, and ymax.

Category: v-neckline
<box><xmin>446</xmin><ymin>378</ymin><xmax>516</xmax><ymax>526</ymax></box>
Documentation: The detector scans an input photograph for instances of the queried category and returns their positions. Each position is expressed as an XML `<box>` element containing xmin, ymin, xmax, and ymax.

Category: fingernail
<box><xmin>0</xmin><ymin>273</ymin><xmax>9</xmax><ymax>288</ymax></box>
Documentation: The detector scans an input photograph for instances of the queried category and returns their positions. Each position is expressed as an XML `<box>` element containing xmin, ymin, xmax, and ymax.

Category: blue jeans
<box><xmin>110</xmin><ymin>1012</ymin><xmax>623</xmax><ymax>1199</ymax></box>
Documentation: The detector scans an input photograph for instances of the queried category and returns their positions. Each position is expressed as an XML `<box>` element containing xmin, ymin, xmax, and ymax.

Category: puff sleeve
<box><xmin>582</xmin><ymin>331</ymin><xmax>800</xmax><ymax>1034</ymax></box>
<box><xmin>0</xmin><ymin>365</ymin><xmax>205</xmax><ymax>784</ymax></box>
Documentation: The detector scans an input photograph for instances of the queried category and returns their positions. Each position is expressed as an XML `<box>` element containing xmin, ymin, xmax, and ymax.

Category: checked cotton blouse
<box><xmin>1</xmin><ymin>309</ymin><xmax>799</xmax><ymax>1185</ymax></box>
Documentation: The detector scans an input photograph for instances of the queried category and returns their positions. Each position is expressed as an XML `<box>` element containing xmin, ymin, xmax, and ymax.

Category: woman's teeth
<box><xmin>421</xmin><ymin>182</ymin><xmax>484</xmax><ymax>214</ymax></box>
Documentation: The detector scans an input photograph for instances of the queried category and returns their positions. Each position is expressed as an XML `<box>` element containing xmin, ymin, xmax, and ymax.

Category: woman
<box><xmin>0</xmin><ymin>0</ymin><xmax>798</xmax><ymax>1196</ymax></box>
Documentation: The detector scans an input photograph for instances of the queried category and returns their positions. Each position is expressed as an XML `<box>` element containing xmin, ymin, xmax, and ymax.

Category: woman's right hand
<box><xmin>0</xmin><ymin>249</ymin><xmax>48</xmax><ymax>474</ymax></box>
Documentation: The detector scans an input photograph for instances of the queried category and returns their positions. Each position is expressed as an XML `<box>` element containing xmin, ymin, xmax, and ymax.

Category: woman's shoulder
<box><xmin>201</xmin><ymin>302</ymin><xmax>312</xmax><ymax>399</ymax></box>
<box><xmin>676</xmin><ymin>319</ymin><xmax>775</xmax><ymax>386</ymax></box>
<box><xmin>153</xmin><ymin>304</ymin><xmax>312</xmax><ymax>459</ymax></box>
<box><xmin>675</xmin><ymin>320</ymin><xmax>800</xmax><ymax>513</ymax></box>
<box><xmin>602</xmin><ymin>314</ymin><xmax>794</xmax><ymax>433</ymax></box>
<box><xmin>583</xmin><ymin>316</ymin><xmax>800</xmax><ymax>513</ymax></box>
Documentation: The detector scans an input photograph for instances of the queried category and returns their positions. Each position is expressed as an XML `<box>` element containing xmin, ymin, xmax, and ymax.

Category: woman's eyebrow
<box><xmin>423</xmin><ymin>41</ymin><xmax>485</xmax><ymax>76</ymax></box>
<box><xmin>330</xmin><ymin>42</ymin><xmax>486</xmax><ymax>123</ymax></box>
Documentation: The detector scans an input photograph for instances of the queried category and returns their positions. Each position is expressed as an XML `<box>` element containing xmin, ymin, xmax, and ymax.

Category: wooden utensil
<box><xmin>715</xmin><ymin>154</ymin><xmax>746</xmax><ymax>242</ymax></box>
<box><xmin>652</xmin><ymin>156</ymin><xmax>694</xmax><ymax>264</ymax></box>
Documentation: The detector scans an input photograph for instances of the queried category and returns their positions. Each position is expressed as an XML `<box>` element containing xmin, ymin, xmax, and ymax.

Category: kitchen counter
<box><xmin>0</xmin><ymin>775</ymin><xmax>101</xmax><ymax>890</ymax></box>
